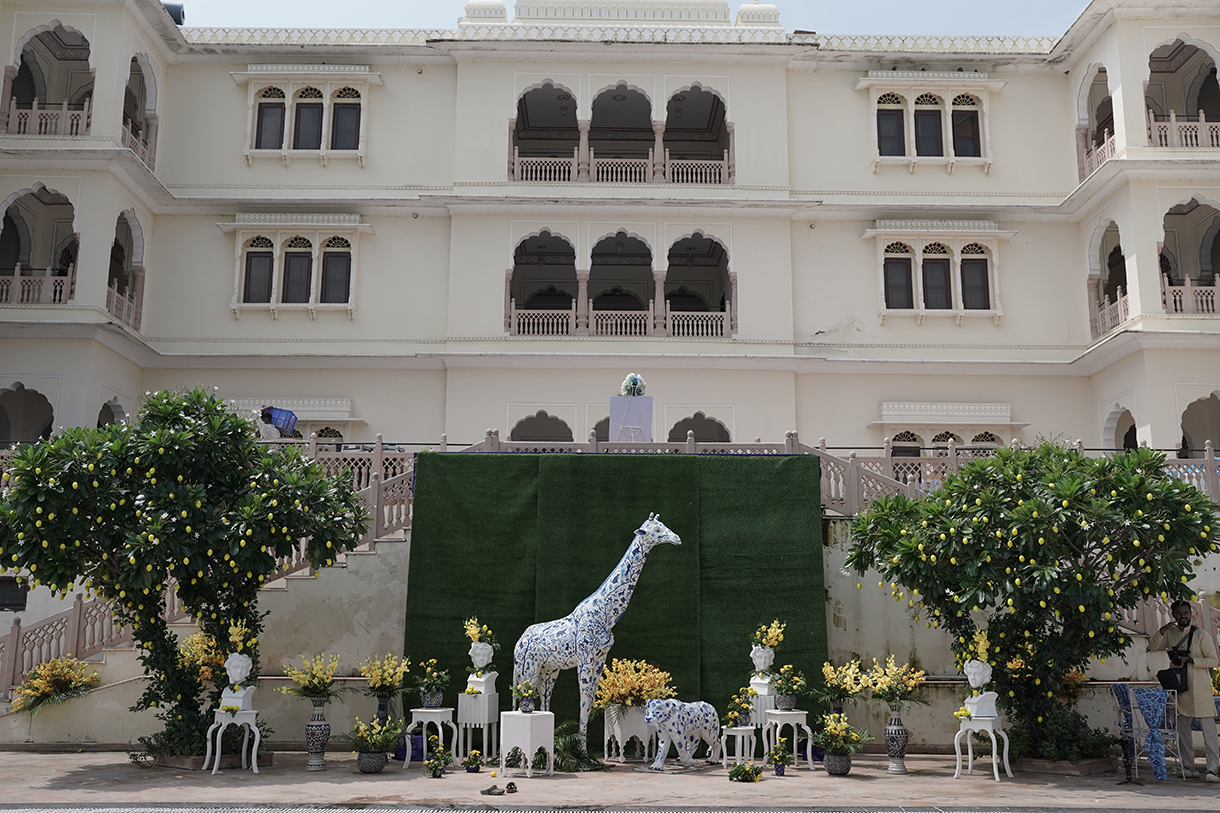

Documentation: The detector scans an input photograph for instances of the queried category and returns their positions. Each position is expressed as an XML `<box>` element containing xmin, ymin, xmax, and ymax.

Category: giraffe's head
<box><xmin>636</xmin><ymin>513</ymin><xmax>681</xmax><ymax>549</ymax></box>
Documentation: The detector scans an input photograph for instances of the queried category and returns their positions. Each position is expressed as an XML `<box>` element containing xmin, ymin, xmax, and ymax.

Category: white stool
<box><xmin>457</xmin><ymin>692</ymin><xmax>499</xmax><ymax>760</ymax></box>
<box><xmin>203</xmin><ymin>709</ymin><xmax>260</xmax><ymax>775</ymax></box>
<box><xmin>500</xmin><ymin>710</ymin><xmax>554</xmax><ymax>777</ymax></box>
<box><xmin>763</xmin><ymin>709</ymin><xmax>816</xmax><ymax>770</ymax></box>
<box><xmin>721</xmin><ymin>726</ymin><xmax>756</xmax><ymax>767</ymax></box>
<box><xmin>954</xmin><ymin>716</ymin><xmax>1012</xmax><ymax>781</ymax></box>
<box><xmin>404</xmin><ymin>707</ymin><xmax>457</xmax><ymax>772</ymax></box>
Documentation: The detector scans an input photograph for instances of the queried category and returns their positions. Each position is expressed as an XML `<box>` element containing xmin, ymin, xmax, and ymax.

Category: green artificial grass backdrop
<box><xmin>406</xmin><ymin>452</ymin><xmax>825</xmax><ymax>732</ymax></box>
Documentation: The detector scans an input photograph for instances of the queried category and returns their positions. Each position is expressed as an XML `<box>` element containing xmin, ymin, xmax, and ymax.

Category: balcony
<box><xmin>1080</xmin><ymin>130</ymin><xmax>1116</xmax><ymax>179</ymax></box>
<box><xmin>1148</xmin><ymin>111</ymin><xmax>1220</xmax><ymax>149</ymax></box>
<box><xmin>512</xmin><ymin>148</ymin><xmax>731</xmax><ymax>184</ymax></box>
<box><xmin>3</xmin><ymin>99</ymin><xmax>91</xmax><ymax>136</ymax></box>
<box><xmin>1089</xmin><ymin>286</ymin><xmax>1129</xmax><ymax>339</ymax></box>
<box><xmin>121</xmin><ymin>118</ymin><xmax>154</xmax><ymax>170</ymax></box>
<box><xmin>0</xmin><ymin>265</ymin><xmax>75</xmax><ymax>305</ymax></box>
<box><xmin>1163</xmin><ymin>275</ymin><xmax>1219</xmax><ymax>314</ymax></box>
<box><xmin>508</xmin><ymin>299</ymin><xmax>731</xmax><ymax>338</ymax></box>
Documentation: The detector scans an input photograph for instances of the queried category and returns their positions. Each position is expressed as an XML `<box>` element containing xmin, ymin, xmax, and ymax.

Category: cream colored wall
<box><xmin>0</xmin><ymin>336</ymin><xmax>140</xmax><ymax>430</ymax></box>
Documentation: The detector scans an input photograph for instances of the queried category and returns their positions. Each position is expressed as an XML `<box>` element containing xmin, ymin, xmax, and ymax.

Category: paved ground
<box><xmin>0</xmin><ymin>751</ymin><xmax>1217</xmax><ymax>811</ymax></box>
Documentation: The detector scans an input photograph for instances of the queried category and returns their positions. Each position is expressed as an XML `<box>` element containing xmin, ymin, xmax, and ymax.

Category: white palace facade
<box><xmin>1</xmin><ymin>0</ymin><xmax>1220</xmax><ymax>458</ymax></box>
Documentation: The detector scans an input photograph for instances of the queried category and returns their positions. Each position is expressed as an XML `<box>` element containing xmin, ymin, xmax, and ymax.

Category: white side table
<box><xmin>457</xmin><ymin>692</ymin><xmax>499</xmax><ymax>760</ymax></box>
<box><xmin>500</xmin><ymin>710</ymin><xmax>554</xmax><ymax>777</ymax></box>
<box><xmin>404</xmin><ymin>707</ymin><xmax>457</xmax><ymax>772</ymax></box>
<box><xmin>953</xmin><ymin>715</ymin><xmax>1012</xmax><ymax>781</ymax></box>
<box><xmin>721</xmin><ymin>725</ymin><xmax>756</xmax><ymax>767</ymax></box>
<box><xmin>203</xmin><ymin>709</ymin><xmax>261</xmax><ymax>775</ymax></box>
<box><xmin>763</xmin><ymin>709</ymin><xmax>816</xmax><ymax>770</ymax></box>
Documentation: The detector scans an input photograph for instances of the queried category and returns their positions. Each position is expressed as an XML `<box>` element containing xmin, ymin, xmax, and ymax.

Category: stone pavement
<box><xmin>0</xmin><ymin>751</ymin><xmax>1216</xmax><ymax>811</ymax></box>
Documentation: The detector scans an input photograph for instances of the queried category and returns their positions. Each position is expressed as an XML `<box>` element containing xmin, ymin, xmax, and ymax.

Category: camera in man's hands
<box><xmin>1168</xmin><ymin>648</ymin><xmax>1190</xmax><ymax>667</ymax></box>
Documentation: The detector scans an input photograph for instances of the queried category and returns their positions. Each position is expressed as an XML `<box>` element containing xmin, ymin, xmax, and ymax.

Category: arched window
<box><xmin>960</xmin><ymin>243</ymin><xmax>991</xmax><ymax>310</ymax></box>
<box><xmin>883</xmin><ymin>242</ymin><xmax>913</xmax><ymax>309</ymax></box>
<box><xmin>667</xmin><ymin>411</ymin><xmax>730</xmax><ymax>443</ymax></box>
<box><xmin>913</xmin><ymin>93</ymin><xmax>945</xmax><ymax>157</ymax></box>
<box><xmin>891</xmin><ymin>430</ymin><xmax>922</xmax><ymax>458</ymax></box>
<box><xmin>282</xmin><ymin>236</ymin><xmax>313</xmax><ymax>303</ymax></box>
<box><xmin>293</xmin><ymin>87</ymin><xmax>325</xmax><ymax>150</ymax></box>
<box><xmin>951</xmin><ymin>94</ymin><xmax>981</xmax><ymax>157</ymax></box>
<box><xmin>255</xmin><ymin>87</ymin><xmax>286</xmax><ymax>149</ymax></box>
<box><xmin>331</xmin><ymin>87</ymin><xmax>361</xmax><ymax>150</ymax></box>
<box><xmin>510</xmin><ymin>410</ymin><xmax>573</xmax><ymax>442</ymax></box>
<box><xmin>243</xmin><ymin>235</ymin><xmax>274</xmax><ymax>303</ymax></box>
<box><xmin>921</xmin><ymin>242</ymin><xmax>951</xmax><ymax>310</ymax></box>
<box><xmin>321</xmin><ymin>236</ymin><xmax>351</xmax><ymax>304</ymax></box>
<box><xmin>876</xmin><ymin>92</ymin><xmax>906</xmax><ymax>156</ymax></box>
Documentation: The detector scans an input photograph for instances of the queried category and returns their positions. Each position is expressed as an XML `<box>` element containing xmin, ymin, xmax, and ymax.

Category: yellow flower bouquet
<box><xmin>862</xmin><ymin>655</ymin><xmax>928</xmax><ymax>709</ymax></box>
<box><xmin>818</xmin><ymin>660</ymin><xmax>867</xmax><ymax>705</ymax></box>
<box><xmin>178</xmin><ymin>632</ymin><xmax>224</xmax><ymax>683</ymax></box>
<box><xmin>277</xmin><ymin>653</ymin><xmax>342</xmax><ymax>702</ymax></box>
<box><xmin>593</xmin><ymin>658</ymin><xmax>677</xmax><ymax>710</ymax></box>
<box><xmin>752</xmin><ymin>619</ymin><xmax>786</xmax><ymax>649</ymax></box>
<box><xmin>722</xmin><ymin>686</ymin><xmax>758</xmax><ymax>727</ymax></box>
<box><xmin>10</xmin><ymin>656</ymin><xmax>100</xmax><ymax>717</ymax></box>
<box><xmin>812</xmin><ymin>712</ymin><xmax>872</xmax><ymax>754</ymax></box>
<box><xmin>358</xmin><ymin>653</ymin><xmax>411</xmax><ymax>699</ymax></box>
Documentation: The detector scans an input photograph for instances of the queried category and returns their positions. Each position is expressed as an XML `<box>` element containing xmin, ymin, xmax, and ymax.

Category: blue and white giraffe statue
<box><xmin>512</xmin><ymin>513</ymin><xmax>681</xmax><ymax>739</ymax></box>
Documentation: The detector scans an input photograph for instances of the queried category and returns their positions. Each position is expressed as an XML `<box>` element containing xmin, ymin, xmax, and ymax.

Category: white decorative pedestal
<box><xmin>750</xmin><ymin>689</ymin><xmax>776</xmax><ymax>729</ymax></box>
<box><xmin>203</xmin><ymin>708</ymin><xmax>261</xmax><ymax>775</ymax></box>
<box><xmin>500</xmin><ymin>710</ymin><xmax>554</xmax><ymax>777</ymax></box>
<box><xmin>610</xmin><ymin>396</ymin><xmax>652</xmax><ymax>442</ymax></box>
<box><xmin>457</xmin><ymin>685</ymin><xmax>500</xmax><ymax>760</ymax></box>
<box><xmin>603</xmin><ymin>705</ymin><xmax>656</xmax><ymax>763</ymax></box>
<box><xmin>404</xmin><ymin>707</ymin><xmax>457</xmax><ymax>772</ymax></box>
<box><xmin>763</xmin><ymin>709</ymin><xmax>816</xmax><ymax>770</ymax></box>
<box><xmin>750</xmin><ymin>674</ymin><xmax>773</xmax><ymax>696</ymax></box>
<box><xmin>720</xmin><ymin>726</ymin><xmax>757</xmax><ymax>767</ymax></box>
<box><xmin>954</xmin><ymin>716</ymin><xmax>1012</xmax><ymax>782</ymax></box>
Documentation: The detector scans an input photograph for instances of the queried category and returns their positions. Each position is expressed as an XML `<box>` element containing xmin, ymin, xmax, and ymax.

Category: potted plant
<box><xmin>812</xmin><ymin>712</ymin><xmax>872</xmax><ymax>776</ymax></box>
<box><xmin>277</xmin><ymin>653</ymin><xmax>342</xmax><ymax>771</ymax></box>
<box><xmin>818</xmin><ymin>660</ymin><xmax>867</xmax><ymax>714</ymax></box>
<box><xmin>770</xmin><ymin>664</ymin><xmax>807</xmax><ymax>711</ymax></box>
<box><xmin>341</xmin><ymin>716</ymin><xmax>403</xmax><ymax>774</ymax></box>
<box><xmin>9</xmin><ymin>655</ymin><xmax>100</xmax><ymax>717</ymax></box>
<box><xmin>358</xmin><ymin>653</ymin><xmax>411</xmax><ymax>723</ymax></box>
<box><xmin>423</xmin><ymin>734</ymin><xmax>453</xmax><ymax>777</ymax></box>
<box><xmin>414</xmin><ymin>658</ymin><xmax>450</xmax><ymax>709</ymax></box>
<box><xmin>512</xmin><ymin>680</ymin><xmax>540</xmax><ymax>713</ymax></box>
<box><xmin>766</xmin><ymin>735</ymin><xmax>797</xmax><ymax>776</ymax></box>
<box><xmin>862</xmin><ymin>655</ymin><xmax>928</xmax><ymax>774</ymax></box>
<box><xmin>462</xmin><ymin>749</ymin><xmax>484</xmax><ymax>772</ymax></box>
<box><xmin>727</xmin><ymin>761</ymin><xmax>763</xmax><ymax>782</ymax></box>
<box><xmin>749</xmin><ymin>620</ymin><xmax>785</xmax><ymax>679</ymax></box>
<box><xmin>722</xmin><ymin>686</ymin><xmax>758</xmax><ymax>728</ymax></box>
<box><xmin>593</xmin><ymin>658</ymin><xmax>677</xmax><ymax>761</ymax></box>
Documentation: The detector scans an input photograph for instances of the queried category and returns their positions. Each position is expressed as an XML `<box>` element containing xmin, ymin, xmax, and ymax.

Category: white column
<box><xmin>575</xmin><ymin>269</ymin><xmax>590</xmax><ymax>335</ymax></box>
<box><xmin>652</xmin><ymin>267</ymin><xmax>667</xmax><ymax>335</ymax></box>
<box><xmin>577</xmin><ymin>120</ymin><xmax>591</xmax><ymax>182</ymax></box>
<box><xmin>651</xmin><ymin>120</ymin><xmax>666</xmax><ymax>182</ymax></box>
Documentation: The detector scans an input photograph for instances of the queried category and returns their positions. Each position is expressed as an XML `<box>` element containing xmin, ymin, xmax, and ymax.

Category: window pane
<box><xmin>914</xmin><ymin>111</ymin><xmax>943</xmax><ymax>156</ymax></box>
<box><xmin>884</xmin><ymin>258</ymin><xmax>913</xmax><ymax>309</ymax></box>
<box><xmin>877</xmin><ymin>110</ymin><xmax>905</xmax><ymax>156</ymax></box>
<box><xmin>953</xmin><ymin>111</ymin><xmax>981</xmax><ymax>157</ymax></box>
<box><xmin>321</xmin><ymin>252</ymin><xmax>351</xmax><ymax>303</ymax></box>
<box><xmin>922</xmin><ymin>258</ymin><xmax>951</xmax><ymax>309</ymax></box>
<box><xmin>255</xmin><ymin>104</ymin><xmax>284</xmax><ymax>149</ymax></box>
<box><xmin>961</xmin><ymin>258</ymin><xmax>990</xmax><ymax>309</ymax></box>
<box><xmin>294</xmin><ymin>103</ymin><xmax>323</xmax><ymax>150</ymax></box>
<box><xmin>282</xmin><ymin>252</ymin><xmax>312</xmax><ymax>303</ymax></box>
<box><xmin>243</xmin><ymin>252</ymin><xmax>273</xmax><ymax>303</ymax></box>
<box><xmin>331</xmin><ymin>104</ymin><xmax>361</xmax><ymax>150</ymax></box>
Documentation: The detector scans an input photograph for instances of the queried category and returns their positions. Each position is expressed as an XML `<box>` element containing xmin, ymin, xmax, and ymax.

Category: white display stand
<box><xmin>750</xmin><ymin>692</ymin><xmax>776</xmax><ymax>727</ymax></box>
<box><xmin>500</xmin><ymin>710</ymin><xmax>555</xmax><ymax>777</ymax></box>
<box><xmin>763</xmin><ymin>709</ymin><xmax>816</xmax><ymax>770</ymax></box>
<box><xmin>203</xmin><ymin>708</ymin><xmax>261</xmax><ymax>775</ymax></box>
<box><xmin>404</xmin><ymin>707</ymin><xmax>457</xmax><ymax>772</ymax></box>
<box><xmin>610</xmin><ymin>396</ymin><xmax>652</xmax><ymax>442</ymax></box>
<box><xmin>603</xmin><ymin>705</ymin><xmax>657</xmax><ymax>763</ymax></box>
<box><xmin>720</xmin><ymin>725</ymin><xmax>756</xmax><ymax>767</ymax></box>
<box><xmin>457</xmin><ymin>691</ymin><xmax>500</xmax><ymax>759</ymax></box>
<box><xmin>953</xmin><ymin>716</ymin><xmax>1012</xmax><ymax>782</ymax></box>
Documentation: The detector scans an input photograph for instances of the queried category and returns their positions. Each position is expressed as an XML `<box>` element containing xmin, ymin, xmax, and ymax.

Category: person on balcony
<box><xmin>1149</xmin><ymin>600</ymin><xmax>1220</xmax><ymax>782</ymax></box>
<box><xmin>256</xmin><ymin>407</ymin><xmax>281</xmax><ymax>441</ymax></box>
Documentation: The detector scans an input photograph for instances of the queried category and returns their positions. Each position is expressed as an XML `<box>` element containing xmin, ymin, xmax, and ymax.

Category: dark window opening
<box><xmin>282</xmin><ymin>252</ymin><xmax>312</xmax><ymax>303</ymax></box>
<box><xmin>255</xmin><ymin>103</ymin><xmax>285</xmax><ymax>149</ymax></box>
<box><xmin>0</xmin><ymin>576</ymin><xmax>28</xmax><ymax>611</ymax></box>
<box><xmin>922</xmin><ymin>258</ymin><xmax>952</xmax><ymax>309</ymax></box>
<box><xmin>914</xmin><ymin>110</ymin><xmax>943</xmax><ymax>156</ymax></box>
<box><xmin>294</xmin><ymin>103</ymin><xmax>323</xmax><ymax>150</ymax></box>
<box><xmin>884</xmin><ymin>257</ymin><xmax>913</xmax><ymax>309</ymax></box>
<box><xmin>331</xmin><ymin>104</ymin><xmax>360</xmax><ymax>150</ymax></box>
<box><xmin>243</xmin><ymin>252</ymin><xmax>273</xmax><ymax>303</ymax></box>
<box><xmin>321</xmin><ymin>252</ymin><xmax>351</xmax><ymax>303</ymax></box>
<box><xmin>877</xmin><ymin>110</ymin><xmax>905</xmax><ymax>156</ymax></box>
<box><xmin>952</xmin><ymin>110</ymin><xmax>980</xmax><ymax>157</ymax></box>
<box><xmin>961</xmin><ymin>259</ymin><xmax>990</xmax><ymax>309</ymax></box>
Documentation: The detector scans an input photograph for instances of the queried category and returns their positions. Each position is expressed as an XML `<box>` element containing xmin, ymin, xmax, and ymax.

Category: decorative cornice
<box><xmin>867</xmin><ymin>70</ymin><xmax>990</xmax><ymax>80</ymax></box>
<box><xmin>874</xmin><ymin>401</ymin><xmax>1026</xmax><ymax>427</ymax></box>
<box><xmin>236</xmin><ymin>213</ymin><xmax>362</xmax><ymax>225</ymax></box>
<box><xmin>820</xmin><ymin>34</ymin><xmax>1055</xmax><ymax>54</ymax></box>
<box><xmin>247</xmin><ymin>64</ymin><xmax>371</xmax><ymax>73</ymax></box>
<box><xmin>226</xmin><ymin>397</ymin><xmax>361</xmax><ymax>422</ymax></box>
<box><xmin>874</xmin><ymin>219</ymin><xmax>998</xmax><ymax>231</ymax></box>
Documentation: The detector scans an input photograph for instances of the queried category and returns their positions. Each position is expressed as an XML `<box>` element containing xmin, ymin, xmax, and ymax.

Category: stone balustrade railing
<box><xmin>0</xmin><ymin>264</ymin><xmax>75</xmax><ymax>305</ymax></box>
<box><xmin>1162</xmin><ymin>275</ymin><xmax>1219</xmax><ymax>315</ymax></box>
<box><xmin>1149</xmin><ymin>109</ymin><xmax>1220</xmax><ymax>149</ymax></box>
<box><xmin>2</xmin><ymin>98</ymin><xmax>91</xmax><ymax>136</ymax></box>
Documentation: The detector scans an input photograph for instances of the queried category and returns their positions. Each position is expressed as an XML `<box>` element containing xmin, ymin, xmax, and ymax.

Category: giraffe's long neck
<box><xmin>581</xmin><ymin>536</ymin><xmax>650</xmax><ymax>629</ymax></box>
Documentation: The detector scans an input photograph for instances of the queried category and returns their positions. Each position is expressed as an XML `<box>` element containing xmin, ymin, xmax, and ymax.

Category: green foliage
<box><xmin>1006</xmin><ymin>704</ymin><xmax>1116</xmax><ymax>763</ymax></box>
<box><xmin>727</xmin><ymin>761</ymin><xmax>763</xmax><ymax>781</ymax></box>
<box><xmin>847</xmin><ymin>443</ymin><xmax>1218</xmax><ymax>748</ymax></box>
<box><xmin>552</xmin><ymin>719</ymin><xmax>609</xmax><ymax>772</ymax></box>
<box><xmin>0</xmin><ymin>388</ymin><xmax>367</xmax><ymax>755</ymax></box>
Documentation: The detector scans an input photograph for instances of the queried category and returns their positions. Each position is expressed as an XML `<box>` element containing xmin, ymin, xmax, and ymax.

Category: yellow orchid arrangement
<box><xmin>752</xmin><ymin>619</ymin><xmax>785</xmax><ymax>649</ymax></box>
<box><xmin>358</xmin><ymin>653</ymin><xmax>411</xmax><ymax>699</ymax></box>
<box><xmin>228</xmin><ymin>621</ymin><xmax>252</xmax><ymax>653</ymax></box>
<box><xmin>10</xmin><ymin>656</ymin><xmax>100</xmax><ymax>717</ymax></box>
<box><xmin>812</xmin><ymin>712</ymin><xmax>872</xmax><ymax>754</ymax></box>
<box><xmin>344</xmin><ymin>716</ymin><xmax>403</xmax><ymax>752</ymax></box>
<box><xmin>593</xmin><ymin>658</ymin><xmax>677</xmax><ymax>709</ymax></box>
<box><xmin>722</xmin><ymin>686</ymin><xmax>758</xmax><ymax>727</ymax></box>
<box><xmin>463</xmin><ymin>617</ymin><xmax>500</xmax><ymax>649</ymax></box>
<box><xmin>818</xmin><ymin>660</ymin><xmax>867</xmax><ymax>704</ymax></box>
<box><xmin>862</xmin><ymin>655</ymin><xmax>927</xmax><ymax>707</ymax></box>
<box><xmin>178</xmin><ymin>632</ymin><xmax>224</xmax><ymax>683</ymax></box>
<box><xmin>277</xmin><ymin>653</ymin><xmax>342</xmax><ymax>701</ymax></box>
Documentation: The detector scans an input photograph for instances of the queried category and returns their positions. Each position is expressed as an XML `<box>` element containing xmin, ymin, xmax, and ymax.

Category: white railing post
<box><xmin>65</xmin><ymin>593</ymin><xmax>84</xmax><ymax>655</ymax></box>
<box><xmin>686</xmin><ymin>429</ymin><xmax>697</xmax><ymax>454</ymax></box>
<box><xmin>373</xmin><ymin>433</ymin><xmax>384</xmax><ymax>480</ymax></box>
<box><xmin>370</xmin><ymin>471</ymin><xmax>383</xmax><ymax>539</ymax></box>
<box><xmin>846</xmin><ymin>452</ymin><xmax>860</xmax><ymax>515</ymax></box>
<box><xmin>439</xmin><ymin>433</ymin><xmax>447</xmax><ymax>452</ymax></box>
<box><xmin>784</xmin><ymin>430</ymin><xmax>798</xmax><ymax>455</ymax></box>
<box><xmin>947</xmin><ymin>438</ymin><xmax>958</xmax><ymax>472</ymax></box>
<box><xmin>589</xmin><ymin>428</ymin><xmax>599</xmax><ymax>454</ymax></box>
<box><xmin>906</xmin><ymin>473</ymin><xmax>919</xmax><ymax>498</ymax></box>
<box><xmin>883</xmin><ymin>436</ymin><xmax>892</xmax><ymax>478</ymax></box>
<box><xmin>2</xmin><ymin>616</ymin><xmax>22</xmax><ymax>696</ymax></box>
<box><xmin>1207</xmin><ymin>440</ymin><xmax>1218</xmax><ymax>502</ymax></box>
<box><xmin>1170</xmin><ymin>110</ymin><xmax>1180</xmax><ymax>148</ymax></box>
<box><xmin>308</xmin><ymin>431</ymin><xmax>319</xmax><ymax>459</ymax></box>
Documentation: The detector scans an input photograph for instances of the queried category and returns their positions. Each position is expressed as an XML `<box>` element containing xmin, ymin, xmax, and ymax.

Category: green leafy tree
<box><xmin>847</xmin><ymin>443</ymin><xmax>1219</xmax><ymax>759</ymax></box>
<box><xmin>0</xmin><ymin>389</ymin><xmax>368</xmax><ymax>756</ymax></box>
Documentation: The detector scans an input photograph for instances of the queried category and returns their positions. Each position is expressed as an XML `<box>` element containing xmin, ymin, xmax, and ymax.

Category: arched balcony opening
<box><xmin>1160</xmin><ymin>197</ymin><xmax>1220</xmax><ymax>314</ymax></box>
<box><xmin>510</xmin><ymin>83</ymin><xmax>579</xmax><ymax>182</ymax></box>
<box><xmin>664</xmin><ymin>232</ymin><xmax>734</xmax><ymax>337</ymax></box>
<box><xmin>1</xmin><ymin>23</ymin><xmax>92</xmax><ymax>135</ymax></box>
<box><xmin>1077</xmin><ymin>67</ymin><xmax>1114</xmax><ymax>179</ymax></box>
<box><xmin>506</xmin><ymin>230</ymin><xmax>578</xmax><ymax>335</ymax></box>
<box><xmin>588</xmin><ymin>231</ymin><xmax>653</xmax><ymax>336</ymax></box>
<box><xmin>1087</xmin><ymin>220</ymin><xmax>1130</xmax><ymax>338</ymax></box>
<box><xmin>1180</xmin><ymin>393</ymin><xmax>1220</xmax><ymax>459</ymax></box>
<box><xmin>108</xmin><ymin>212</ymin><xmax>144</xmax><ymax>330</ymax></box>
<box><xmin>96</xmin><ymin>397</ymin><xmax>126</xmax><ymax>428</ymax></box>
<box><xmin>0</xmin><ymin>186</ymin><xmax>76</xmax><ymax>305</ymax></box>
<box><xmin>510</xmin><ymin>410</ymin><xmax>574</xmax><ymax>442</ymax></box>
<box><xmin>589</xmin><ymin>84</ymin><xmax>654</xmax><ymax>183</ymax></box>
<box><xmin>663</xmin><ymin>85</ymin><xmax>732</xmax><ymax>184</ymax></box>
<box><xmin>1147</xmin><ymin>37</ymin><xmax>1220</xmax><ymax>148</ymax></box>
<box><xmin>122</xmin><ymin>57</ymin><xmax>157</xmax><ymax>168</ymax></box>
<box><xmin>0</xmin><ymin>382</ymin><xmax>54</xmax><ymax>447</ymax></box>
<box><xmin>667</xmin><ymin>411</ymin><xmax>730</xmax><ymax>443</ymax></box>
